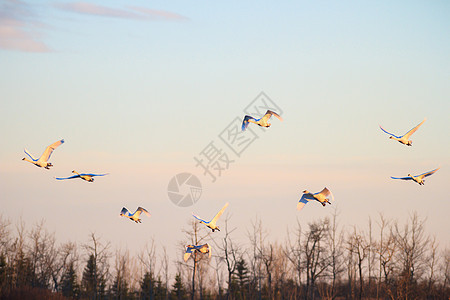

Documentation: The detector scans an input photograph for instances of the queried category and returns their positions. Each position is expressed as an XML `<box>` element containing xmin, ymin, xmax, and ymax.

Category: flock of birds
<box><xmin>21</xmin><ymin>138</ymin><xmax>148</xmax><ymax>224</ymax></box>
<box><xmin>21</xmin><ymin>111</ymin><xmax>439</xmax><ymax>262</ymax></box>
<box><xmin>379</xmin><ymin>118</ymin><xmax>440</xmax><ymax>185</ymax></box>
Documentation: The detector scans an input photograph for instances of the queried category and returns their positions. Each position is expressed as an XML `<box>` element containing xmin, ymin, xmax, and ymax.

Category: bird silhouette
<box><xmin>22</xmin><ymin>139</ymin><xmax>64</xmax><ymax>169</ymax></box>
<box><xmin>391</xmin><ymin>167</ymin><xmax>440</xmax><ymax>185</ymax></box>
<box><xmin>379</xmin><ymin>118</ymin><xmax>426</xmax><ymax>146</ymax></box>
<box><xmin>192</xmin><ymin>202</ymin><xmax>229</xmax><ymax>232</ymax></box>
<box><xmin>297</xmin><ymin>188</ymin><xmax>333</xmax><ymax>211</ymax></box>
<box><xmin>56</xmin><ymin>170</ymin><xmax>108</xmax><ymax>182</ymax></box>
<box><xmin>242</xmin><ymin>110</ymin><xmax>283</xmax><ymax>131</ymax></box>
<box><xmin>120</xmin><ymin>207</ymin><xmax>150</xmax><ymax>223</ymax></box>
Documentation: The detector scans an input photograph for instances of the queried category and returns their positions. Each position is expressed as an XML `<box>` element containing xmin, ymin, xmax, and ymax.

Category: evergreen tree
<box><xmin>82</xmin><ymin>254</ymin><xmax>97</xmax><ymax>298</ymax></box>
<box><xmin>13</xmin><ymin>248</ymin><xmax>34</xmax><ymax>289</ymax></box>
<box><xmin>110</xmin><ymin>271</ymin><xmax>128</xmax><ymax>300</ymax></box>
<box><xmin>234</xmin><ymin>258</ymin><xmax>249</xmax><ymax>298</ymax></box>
<box><xmin>141</xmin><ymin>271</ymin><xmax>154</xmax><ymax>300</ymax></box>
<box><xmin>81</xmin><ymin>254</ymin><xmax>105</xmax><ymax>299</ymax></box>
<box><xmin>0</xmin><ymin>253</ymin><xmax>8</xmax><ymax>295</ymax></box>
<box><xmin>170</xmin><ymin>273</ymin><xmax>187</xmax><ymax>300</ymax></box>
<box><xmin>154</xmin><ymin>276</ymin><xmax>168</xmax><ymax>300</ymax></box>
<box><xmin>60</xmin><ymin>262</ymin><xmax>80</xmax><ymax>299</ymax></box>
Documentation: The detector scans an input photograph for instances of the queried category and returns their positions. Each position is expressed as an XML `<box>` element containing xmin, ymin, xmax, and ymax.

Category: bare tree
<box><xmin>366</xmin><ymin>217</ymin><xmax>375</xmax><ymax>295</ymax></box>
<box><xmin>271</xmin><ymin>242</ymin><xmax>290</xmax><ymax>299</ymax></box>
<box><xmin>247</xmin><ymin>218</ymin><xmax>265</xmax><ymax>299</ymax></box>
<box><xmin>441</xmin><ymin>248</ymin><xmax>450</xmax><ymax>295</ymax></box>
<box><xmin>425</xmin><ymin>236</ymin><xmax>439</xmax><ymax>298</ymax></box>
<box><xmin>28</xmin><ymin>220</ymin><xmax>59</xmax><ymax>289</ymax></box>
<box><xmin>286</xmin><ymin>219</ymin><xmax>303</xmax><ymax>298</ymax></box>
<box><xmin>51</xmin><ymin>241</ymin><xmax>78</xmax><ymax>292</ymax></box>
<box><xmin>324</xmin><ymin>208</ymin><xmax>344</xmax><ymax>300</ymax></box>
<box><xmin>214</xmin><ymin>216</ymin><xmax>238</xmax><ymax>300</ymax></box>
<box><xmin>111</xmin><ymin>249</ymin><xmax>130</xmax><ymax>298</ymax></box>
<box><xmin>393</xmin><ymin>212</ymin><xmax>430</xmax><ymax>299</ymax></box>
<box><xmin>303</xmin><ymin>218</ymin><xmax>330</xmax><ymax>300</ymax></box>
<box><xmin>139</xmin><ymin>239</ymin><xmax>157</xmax><ymax>298</ymax></box>
<box><xmin>160</xmin><ymin>246</ymin><xmax>170</xmax><ymax>300</ymax></box>
<box><xmin>0</xmin><ymin>215</ymin><xmax>11</xmax><ymax>295</ymax></box>
<box><xmin>347</xmin><ymin>226</ymin><xmax>368</xmax><ymax>300</ymax></box>
<box><xmin>0</xmin><ymin>215</ymin><xmax>11</xmax><ymax>254</ymax></box>
<box><xmin>375</xmin><ymin>213</ymin><xmax>395</xmax><ymax>299</ymax></box>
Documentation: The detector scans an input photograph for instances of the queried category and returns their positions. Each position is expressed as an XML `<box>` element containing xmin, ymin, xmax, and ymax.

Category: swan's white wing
<box><xmin>198</xmin><ymin>243</ymin><xmax>208</xmax><ymax>254</ymax></box>
<box><xmin>297</xmin><ymin>194</ymin><xmax>313</xmax><ymax>211</ymax></box>
<box><xmin>120</xmin><ymin>207</ymin><xmax>130</xmax><ymax>216</ymax></box>
<box><xmin>184</xmin><ymin>245</ymin><xmax>195</xmax><ymax>262</ymax></box>
<box><xmin>211</xmin><ymin>202</ymin><xmax>229</xmax><ymax>225</ymax></box>
<box><xmin>328</xmin><ymin>189</ymin><xmax>335</xmax><ymax>203</ymax></box>
<box><xmin>242</xmin><ymin>115</ymin><xmax>256</xmax><ymax>131</ymax></box>
<box><xmin>39</xmin><ymin>139</ymin><xmax>64</xmax><ymax>162</ymax></box>
<box><xmin>261</xmin><ymin>110</ymin><xmax>283</xmax><ymax>123</ymax></box>
<box><xmin>23</xmin><ymin>149</ymin><xmax>38</xmax><ymax>161</ymax></box>
<box><xmin>133</xmin><ymin>208</ymin><xmax>142</xmax><ymax>218</ymax></box>
<box><xmin>403</xmin><ymin>118</ymin><xmax>426</xmax><ymax>139</ymax></box>
<box><xmin>268</xmin><ymin>110</ymin><xmax>283</xmax><ymax>121</ymax></box>
<box><xmin>418</xmin><ymin>167</ymin><xmax>440</xmax><ymax>179</ymax></box>
<box><xmin>296</xmin><ymin>201</ymin><xmax>307</xmax><ymax>211</ymax></box>
<box><xmin>192</xmin><ymin>213</ymin><xmax>207</xmax><ymax>223</ymax></box>
<box><xmin>317</xmin><ymin>187</ymin><xmax>331</xmax><ymax>197</ymax></box>
<box><xmin>379</xmin><ymin>125</ymin><xmax>400</xmax><ymax>138</ymax></box>
<box><xmin>391</xmin><ymin>176</ymin><xmax>412</xmax><ymax>180</ymax></box>
<box><xmin>83</xmin><ymin>173</ymin><xmax>109</xmax><ymax>177</ymax></box>
<box><xmin>137</xmin><ymin>207</ymin><xmax>150</xmax><ymax>217</ymax></box>
<box><xmin>55</xmin><ymin>174</ymin><xmax>80</xmax><ymax>180</ymax></box>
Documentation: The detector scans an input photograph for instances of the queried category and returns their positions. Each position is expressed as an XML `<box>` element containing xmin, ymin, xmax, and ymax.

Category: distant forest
<box><xmin>0</xmin><ymin>211</ymin><xmax>448</xmax><ymax>299</ymax></box>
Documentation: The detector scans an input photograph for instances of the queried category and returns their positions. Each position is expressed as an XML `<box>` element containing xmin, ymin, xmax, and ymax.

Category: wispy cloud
<box><xmin>128</xmin><ymin>6</ymin><xmax>188</xmax><ymax>21</ymax></box>
<box><xmin>0</xmin><ymin>0</ymin><xmax>51</xmax><ymax>52</ymax></box>
<box><xmin>58</xmin><ymin>2</ymin><xmax>188</xmax><ymax>21</ymax></box>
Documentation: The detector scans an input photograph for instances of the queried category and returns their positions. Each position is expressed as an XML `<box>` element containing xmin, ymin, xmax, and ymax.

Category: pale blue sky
<box><xmin>1</xmin><ymin>0</ymin><xmax>449</xmax><ymax>262</ymax></box>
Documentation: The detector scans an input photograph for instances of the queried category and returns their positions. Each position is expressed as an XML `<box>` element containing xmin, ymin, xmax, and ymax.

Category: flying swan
<box><xmin>22</xmin><ymin>139</ymin><xmax>64</xmax><ymax>169</ymax></box>
<box><xmin>391</xmin><ymin>168</ymin><xmax>440</xmax><ymax>185</ymax></box>
<box><xmin>242</xmin><ymin>110</ymin><xmax>283</xmax><ymax>131</ymax></box>
<box><xmin>297</xmin><ymin>188</ymin><xmax>333</xmax><ymax>211</ymax></box>
<box><xmin>184</xmin><ymin>243</ymin><xmax>211</xmax><ymax>262</ymax></box>
<box><xmin>120</xmin><ymin>207</ymin><xmax>150</xmax><ymax>223</ymax></box>
<box><xmin>379</xmin><ymin>118</ymin><xmax>426</xmax><ymax>146</ymax></box>
<box><xmin>192</xmin><ymin>202</ymin><xmax>229</xmax><ymax>232</ymax></box>
<box><xmin>55</xmin><ymin>170</ymin><xmax>108</xmax><ymax>182</ymax></box>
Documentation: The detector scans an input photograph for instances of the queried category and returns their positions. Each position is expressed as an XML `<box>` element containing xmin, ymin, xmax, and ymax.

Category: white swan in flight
<box><xmin>242</xmin><ymin>110</ymin><xmax>283</xmax><ymax>131</ymax></box>
<box><xmin>379</xmin><ymin>118</ymin><xmax>426</xmax><ymax>146</ymax></box>
<box><xmin>56</xmin><ymin>170</ymin><xmax>108</xmax><ymax>182</ymax></box>
<box><xmin>184</xmin><ymin>243</ymin><xmax>211</xmax><ymax>262</ymax></box>
<box><xmin>297</xmin><ymin>187</ymin><xmax>333</xmax><ymax>211</ymax></box>
<box><xmin>391</xmin><ymin>167</ymin><xmax>440</xmax><ymax>185</ymax></box>
<box><xmin>120</xmin><ymin>207</ymin><xmax>150</xmax><ymax>223</ymax></box>
<box><xmin>192</xmin><ymin>202</ymin><xmax>229</xmax><ymax>232</ymax></box>
<box><xmin>22</xmin><ymin>139</ymin><xmax>64</xmax><ymax>169</ymax></box>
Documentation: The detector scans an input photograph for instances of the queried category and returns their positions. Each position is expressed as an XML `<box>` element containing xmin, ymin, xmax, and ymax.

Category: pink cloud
<box><xmin>0</xmin><ymin>8</ymin><xmax>50</xmax><ymax>53</ymax></box>
<box><xmin>128</xmin><ymin>6</ymin><xmax>188</xmax><ymax>21</ymax></box>
<box><xmin>58</xmin><ymin>2</ymin><xmax>188</xmax><ymax>21</ymax></box>
<box><xmin>58</xmin><ymin>2</ymin><xmax>144</xmax><ymax>19</ymax></box>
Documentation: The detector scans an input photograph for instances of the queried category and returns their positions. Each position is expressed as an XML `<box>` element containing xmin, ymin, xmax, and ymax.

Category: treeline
<box><xmin>0</xmin><ymin>212</ymin><xmax>448</xmax><ymax>299</ymax></box>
